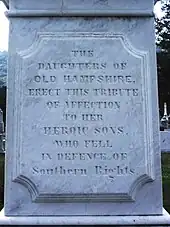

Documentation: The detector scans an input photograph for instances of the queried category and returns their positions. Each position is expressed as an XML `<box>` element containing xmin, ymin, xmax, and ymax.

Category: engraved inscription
<box><xmin>26</xmin><ymin>48</ymin><xmax>139</xmax><ymax>175</ymax></box>
<box><xmin>27</xmin><ymin>47</ymin><xmax>137</xmax><ymax>177</ymax></box>
<box><xmin>16</xmin><ymin>33</ymin><xmax>152</xmax><ymax>200</ymax></box>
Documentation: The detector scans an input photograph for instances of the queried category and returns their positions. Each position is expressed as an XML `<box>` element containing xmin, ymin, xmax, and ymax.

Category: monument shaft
<box><xmin>4</xmin><ymin>0</ymin><xmax>163</xmax><ymax>217</ymax></box>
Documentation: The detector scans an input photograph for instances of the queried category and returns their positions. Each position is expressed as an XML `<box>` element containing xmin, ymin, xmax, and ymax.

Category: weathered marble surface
<box><xmin>2</xmin><ymin>0</ymin><xmax>164</xmax><ymax>218</ymax></box>
<box><xmin>2</xmin><ymin>0</ymin><xmax>156</xmax><ymax>16</ymax></box>
<box><xmin>0</xmin><ymin>0</ymin><xmax>160</xmax><ymax>10</ymax></box>
<box><xmin>0</xmin><ymin>208</ymin><xmax>170</xmax><ymax>226</ymax></box>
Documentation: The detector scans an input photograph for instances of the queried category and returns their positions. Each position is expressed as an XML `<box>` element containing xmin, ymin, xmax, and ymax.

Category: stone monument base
<box><xmin>0</xmin><ymin>208</ymin><xmax>169</xmax><ymax>226</ymax></box>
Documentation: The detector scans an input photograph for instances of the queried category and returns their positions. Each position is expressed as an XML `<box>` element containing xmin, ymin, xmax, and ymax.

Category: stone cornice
<box><xmin>1</xmin><ymin>0</ymin><xmax>159</xmax><ymax>10</ymax></box>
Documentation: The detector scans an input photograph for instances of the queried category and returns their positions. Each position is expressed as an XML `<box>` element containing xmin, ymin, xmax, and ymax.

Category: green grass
<box><xmin>162</xmin><ymin>153</ymin><xmax>170</xmax><ymax>213</ymax></box>
<box><xmin>0</xmin><ymin>153</ymin><xmax>169</xmax><ymax>213</ymax></box>
<box><xmin>0</xmin><ymin>154</ymin><xmax>4</xmax><ymax>210</ymax></box>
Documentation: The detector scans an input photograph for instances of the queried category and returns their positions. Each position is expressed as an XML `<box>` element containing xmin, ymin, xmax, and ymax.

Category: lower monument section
<box><xmin>0</xmin><ymin>208</ymin><xmax>170</xmax><ymax>226</ymax></box>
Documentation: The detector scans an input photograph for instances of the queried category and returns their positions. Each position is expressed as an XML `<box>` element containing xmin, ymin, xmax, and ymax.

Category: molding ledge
<box><xmin>1</xmin><ymin>0</ymin><xmax>159</xmax><ymax>15</ymax></box>
<box><xmin>0</xmin><ymin>208</ymin><xmax>170</xmax><ymax>226</ymax></box>
<box><xmin>6</xmin><ymin>9</ymin><xmax>154</xmax><ymax>17</ymax></box>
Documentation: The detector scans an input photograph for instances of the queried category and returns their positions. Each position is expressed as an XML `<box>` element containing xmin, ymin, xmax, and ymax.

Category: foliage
<box><xmin>0</xmin><ymin>51</ymin><xmax>7</xmax><ymax>76</ymax></box>
<box><xmin>0</xmin><ymin>51</ymin><xmax>7</xmax><ymax>87</ymax></box>
<box><xmin>0</xmin><ymin>86</ymin><xmax>6</xmax><ymax>125</ymax></box>
<box><xmin>0</xmin><ymin>52</ymin><xmax>7</xmax><ymax>123</ymax></box>
<box><xmin>0</xmin><ymin>154</ymin><xmax>4</xmax><ymax>210</ymax></box>
<box><xmin>155</xmin><ymin>1</ymin><xmax>170</xmax><ymax>116</ymax></box>
<box><xmin>155</xmin><ymin>1</ymin><xmax>170</xmax><ymax>51</ymax></box>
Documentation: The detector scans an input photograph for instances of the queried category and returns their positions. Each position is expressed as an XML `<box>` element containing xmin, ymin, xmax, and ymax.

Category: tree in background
<box><xmin>0</xmin><ymin>52</ymin><xmax>7</xmax><ymax>126</ymax></box>
<box><xmin>0</xmin><ymin>86</ymin><xmax>6</xmax><ymax>126</ymax></box>
<box><xmin>155</xmin><ymin>0</ymin><xmax>170</xmax><ymax>116</ymax></box>
<box><xmin>0</xmin><ymin>51</ymin><xmax>7</xmax><ymax>76</ymax></box>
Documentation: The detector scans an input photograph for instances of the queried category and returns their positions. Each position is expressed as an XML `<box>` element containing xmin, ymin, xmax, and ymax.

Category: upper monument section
<box><xmin>1</xmin><ymin>0</ymin><xmax>158</xmax><ymax>17</ymax></box>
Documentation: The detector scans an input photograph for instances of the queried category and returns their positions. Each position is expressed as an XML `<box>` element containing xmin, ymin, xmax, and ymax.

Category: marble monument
<box><xmin>0</xmin><ymin>0</ymin><xmax>170</xmax><ymax>225</ymax></box>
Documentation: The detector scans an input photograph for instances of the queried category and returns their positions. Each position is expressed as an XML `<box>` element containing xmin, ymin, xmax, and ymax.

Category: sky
<box><xmin>0</xmin><ymin>1</ymin><xmax>164</xmax><ymax>51</ymax></box>
<box><xmin>0</xmin><ymin>2</ymin><xmax>8</xmax><ymax>51</ymax></box>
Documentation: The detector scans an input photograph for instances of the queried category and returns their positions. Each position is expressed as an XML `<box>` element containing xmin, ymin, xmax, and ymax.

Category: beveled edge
<box><xmin>1</xmin><ymin>1</ymin><xmax>159</xmax><ymax>9</ymax></box>
<box><xmin>6</xmin><ymin>9</ymin><xmax>154</xmax><ymax>17</ymax></box>
<box><xmin>1</xmin><ymin>0</ymin><xmax>159</xmax><ymax>15</ymax></box>
<box><xmin>0</xmin><ymin>208</ymin><xmax>169</xmax><ymax>225</ymax></box>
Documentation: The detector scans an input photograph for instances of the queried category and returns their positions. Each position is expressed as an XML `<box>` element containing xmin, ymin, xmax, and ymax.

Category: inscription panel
<box><xmin>14</xmin><ymin>33</ymin><xmax>153</xmax><ymax>202</ymax></box>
